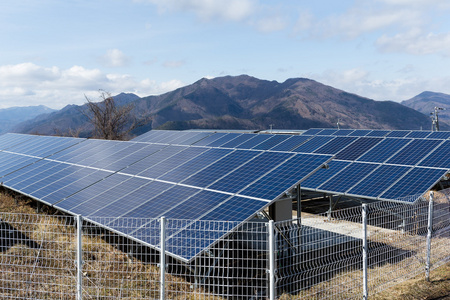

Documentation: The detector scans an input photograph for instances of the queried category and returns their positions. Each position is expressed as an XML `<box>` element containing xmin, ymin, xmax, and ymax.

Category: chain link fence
<box><xmin>0</xmin><ymin>191</ymin><xmax>449</xmax><ymax>299</ymax></box>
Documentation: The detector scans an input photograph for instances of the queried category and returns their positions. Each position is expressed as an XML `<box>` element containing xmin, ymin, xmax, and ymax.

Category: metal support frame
<box><xmin>160</xmin><ymin>217</ymin><xmax>166</xmax><ymax>300</ymax></box>
<box><xmin>268</xmin><ymin>220</ymin><xmax>275</xmax><ymax>300</ymax></box>
<box><xmin>426</xmin><ymin>192</ymin><xmax>434</xmax><ymax>281</ymax></box>
<box><xmin>362</xmin><ymin>204</ymin><xmax>368</xmax><ymax>300</ymax></box>
<box><xmin>76</xmin><ymin>215</ymin><xmax>83</xmax><ymax>300</ymax></box>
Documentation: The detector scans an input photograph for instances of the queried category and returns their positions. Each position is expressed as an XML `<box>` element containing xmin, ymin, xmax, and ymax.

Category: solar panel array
<box><xmin>0</xmin><ymin>132</ymin><xmax>331</xmax><ymax>262</ymax></box>
<box><xmin>149</xmin><ymin>128</ymin><xmax>447</xmax><ymax>204</ymax></box>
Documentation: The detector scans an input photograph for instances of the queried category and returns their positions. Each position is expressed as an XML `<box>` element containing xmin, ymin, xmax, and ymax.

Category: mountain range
<box><xmin>0</xmin><ymin>105</ymin><xmax>56</xmax><ymax>135</ymax></box>
<box><xmin>8</xmin><ymin>75</ymin><xmax>450</xmax><ymax>137</ymax></box>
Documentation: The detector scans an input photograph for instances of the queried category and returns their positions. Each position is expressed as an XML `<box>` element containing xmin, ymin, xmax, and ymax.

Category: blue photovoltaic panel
<box><xmin>335</xmin><ymin>137</ymin><xmax>383</xmax><ymax>161</ymax></box>
<box><xmin>419</xmin><ymin>140</ymin><xmax>450</xmax><ymax>168</ymax></box>
<box><xmin>89</xmin><ymin>143</ymin><xmax>147</xmax><ymax>170</ymax></box>
<box><xmin>269</xmin><ymin>135</ymin><xmax>312</xmax><ymax>151</ymax></box>
<box><xmin>2</xmin><ymin>159</ymin><xmax>55</xmax><ymax>188</ymax></box>
<box><xmin>208</xmin><ymin>151</ymin><xmax>293</xmax><ymax>194</ymax></box>
<box><xmin>131</xmin><ymin>130</ymin><xmax>161</xmax><ymax>142</ymax></box>
<box><xmin>292</xmin><ymin>136</ymin><xmax>335</xmax><ymax>153</ymax></box>
<box><xmin>252</xmin><ymin>134</ymin><xmax>291</xmax><ymax>150</ymax></box>
<box><xmin>0</xmin><ymin>156</ymin><xmax>42</xmax><ymax>178</ymax></box>
<box><xmin>348</xmin><ymin>129</ymin><xmax>372</xmax><ymax>137</ymax></box>
<box><xmin>239</xmin><ymin>153</ymin><xmax>332</xmax><ymax>200</ymax></box>
<box><xmin>177</xmin><ymin>132</ymin><xmax>213</xmax><ymax>145</ymax></box>
<box><xmin>302</xmin><ymin>128</ymin><xmax>323</xmax><ymax>135</ymax></box>
<box><xmin>316</xmin><ymin>129</ymin><xmax>337</xmax><ymax>135</ymax></box>
<box><xmin>235</xmin><ymin>134</ymin><xmax>273</xmax><ymax>149</ymax></box>
<box><xmin>386</xmin><ymin>130</ymin><xmax>411</xmax><ymax>138</ymax></box>
<box><xmin>366</xmin><ymin>130</ymin><xmax>390</xmax><ymax>137</ymax></box>
<box><xmin>47</xmin><ymin>139</ymin><xmax>103</xmax><ymax>162</ymax></box>
<box><xmin>151</xmin><ymin>131</ymin><xmax>184</xmax><ymax>144</ymax></box>
<box><xmin>54</xmin><ymin>173</ymin><xmax>130</xmax><ymax>210</ymax></box>
<box><xmin>406</xmin><ymin>131</ymin><xmax>431</xmax><ymax>139</ymax></box>
<box><xmin>313</xmin><ymin>136</ymin><xmax>358</xmax><ymax>155</ymax></box>
<box><xmin>220</xmin><ymin>133</ymin><xmax>255</xmax><ymax>148</ymax></box>
<box><xmin>332</xmin><ymin>129</ymin><xmax>355</xmax><ymax>136</ymax></box>
<box><xmin>89</xmin><ymin>180</ymin><xmax>174</xmax><ymax>218</ymax></box>
<box><xmin>200</xmin><ymin>196</ymin><xmax>267</xmax><ymax>222</ymax></box>
<box><xmin>69</xmin><ymin>176</ymin><xmax>153</xmax><ymax>216</ymax></box>
<box><xmin>101</xmin><ymin>144</ymin><xmax>166</xmax><ymax>172</ymax></box>
<box><xmin>386</xmin><ymin>139</ymin><xmax>442</xmax><ymax>166</ymax></box>
<box><xmin>357</xmin><ymin>138</ymin><xmax>411</xmax><ymax>163</ymax></box>
<box><xmin>122</xmin><ymin>145</ymin><xmax>185</xmax><ymax>175</ymax></box>
<box><xmin>136</xmin><ymin>147</ymin><xmax>208</xmax><ymax>179</ymax></box>
<box><xmin>43</xmin><ymin>169</ymin><xmax>111</xmax><ymax>205</ymax></box>
<box><xmin>160</xmin><ymin>131</ymin><xmax>193</xmax><ymax>144</ymax></box>
<box><xmin>0</xmin><ymin>133</ymin><xmax>34</xmax><ymax>150</ymax></box>
<box><xmin>206</xmin><ymin>133</ymin><xmax>242</xmax><ymax>147</ymax></box>
<box><xmin>9</xmin><ymin>160</ymin><xmax>63</xmax><ymax>191</ymax></box>
<box><xmin>192</xmin><ymin>132</ymin><xmax>228</xmax><ymax>146</ymax></box>
<box><xmin>317</xmin><ymin>162</ymin><xmax>379</xmax><ymax>193</ymax></box>
<box><xmin>120</xmin><ymin>185</ymin><xmax>199</xmax><ymax>219</ymax></box>
<box><xmin>347</xmin><ymin>164</ymin><xmax>410</xmax><ymax>198</ymax></box>
<box><xmin>158</xmin><ymin>148</ymin><xmax>233</xmax><ymax>183</ymax></box>
<box><xmin>380</xmin><ymin>167</ymin><xmax>447</xmax><ymax>202</ymax></box>
<box><xmin>181</xmin><ymin>150</ymin><xmax>259</xmax><ymax>188</ymax></box>
<box><xmin>428</xmin><ymin>131</ymin><xmax>450</xmax><ymax>139</ymax></box>
<box><xmin>301</xmin><ymin>160</ymin><xmax>352</xmax><ymax>190</ymax></box>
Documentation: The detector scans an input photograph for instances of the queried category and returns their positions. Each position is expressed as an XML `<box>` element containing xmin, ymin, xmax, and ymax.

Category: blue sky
<box><xmin>1</xmin><ymin>0</ymin><xmax>450</xmax><ymax>109</ymax></box>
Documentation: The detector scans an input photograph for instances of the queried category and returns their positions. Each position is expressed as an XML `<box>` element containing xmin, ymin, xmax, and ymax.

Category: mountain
<box><xmin>401</xmin><ymin>91</ymin><xmax>450</xmax><ymax>125</ymax></box>
<box><xmin>11</xmin><ymin>76</ymin><xmax>440</xmax><ymax>137</ymax></box>
<box><xmin>11</xmin><ymin>93</ymin><xmax>140</xmax><ymax>137</ymax></box>
<box><xmin>0</xmin><ymin>105</ymin><xmax>56</xmax><ymax>134</ymax></box>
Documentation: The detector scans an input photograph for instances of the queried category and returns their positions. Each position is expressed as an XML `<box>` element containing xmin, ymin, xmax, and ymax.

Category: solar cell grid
<box><xmin>386</xmin><ymin>139</ymin><xmax>442</xmax><ymax>166</ymax></box>
<box><xmin>206</xmin><ymin>133</ymin><xmax>242</xmax><ymax>147</ymax></box>
<box><xmin>317</xmin><ymin>162</ymin><xmax>379</xmax><ymax>193</ymax></box>
<box><xmin>100</xmin><ymin>144</ymin><xmax>165</xmax><ymax>171</ymax></box>
<box><xmin>292</xmin><ymin>136</ymin><xmax>335</xmax><ymax>153</ymax></box>
<box><xmin>0</xmin><ymin>156</ymin><xmax>42</xmax><ymax>178</ymax></box>
<box><xmin>6</xmin><ymin>160</ymin><xmax>62</xmax><ymax>190</ymax></box>
<box><xmin>177</xmin><ymin>132</ymin><xmax>213</xmax><ymax>145</ymax></box>
<box><xmin>316</xmin><ymin>129</ymin><xmax>337</xmax><ymax>135</ymax></box>
<box><xmin>380</xmin><ymin>167</ymin><xmax>447</xmax><ymax>202</ymax></box>
<box><xmin>220</xmin><ymin>133</ymin><xmax>255</xmax><ymax>148</ymax></box>
<box><xmin>0</xmin><ymin>133</ymin><xmax>33</xmax><ymax>150</ymax></box>
<box><xmin>252</xmin><ymin>134</ymin><xmax>290</xmax><ymax>150</ymax></box>
<box><xmin>332</xmin><ymin>129</ymin><xmax>355</xmax><ymax>136</ymax></box>
<box><xmin>160</xmin><ymin>131</ymin><xmax>193</xmax><ymax>144</ymax></box>
<box><xmin>192</xmin><ymin>132</ymin><xmax>228</xmax><ymax>146</ymax></box>
<box><xmin>208</xmin><ymin>151</ymin><xmax>293</xmax><ymax>193</ymax></box>
<box><xmin>335</xmin><ymin>137</ymin><xmax>383</xmax><ymax>161</ymax></box>
<box><xmin>406</xmin><ymin>131</ymin><xmax>431</xmax><ymax>139</ymax></box>
<box><xmin>239</xmin><ymin>153</ymin><xmax>332</xmax><ymax>200</ymax></box>
<box><xmin>428</xmin><ymin>131</ymin><xmax>450</xmax><ymax>139</ymax></box>
<box><xmin>269</xmin><ymin>135</ymin><xmax>312</xmax><ymax>151</ymax></box>
<box><xmin>302</xmin><ymin>128</ymin><xmax>323</xmax><ymax>135</ymax></box>
<box><xmin>419</xmin><ymin>140</ymin><xmax>450</xmax><ymax>168</ymax></box>
<box><xmin>357</xmin><ymin>138</ymin><xmax>411</xmax><ymax>163</ymax></box>
<box><xmin>386</xmin><ymin>130</ymin><xmax>411</xmax><ymax>138</ymax></box>
<box><xmin>235</xmin><ymin>134</ymin><xmax>273</xmax><ymax>149</ymax></box>
<box><xmin>347</xmin><ymin>164</ymin><xmax>410</xmax><ymax>198</ymax></box>
<box><xmin>181</xmin><ymin>150</ymin><xmax>259</xmax><ymax>188</ymax></box>
<box><xmin>313</xmin><ymin>136</ymin><xmax>358</xmax><ymax>155</ymax></box>
<box><xmin>301</xmin><ymin>160</ymin><xmax>352</xmax><ymax>190</ymax></box>
<box><xmin>158</xmin><ymin>148</ymin><xmax>233</xmax><ymax>183</ymax></box>
<box><xmin>366</xmin><ymin>130</ymin><xmax>390</xmax><ymax>137</ymax></box>
<box><xmin>348</xmin><ymin>129</ymin><xmax>372</xmax><ymax>137</ymax></box>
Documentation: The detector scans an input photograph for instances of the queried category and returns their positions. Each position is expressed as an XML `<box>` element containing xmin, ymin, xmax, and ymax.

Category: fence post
<box><xmin>362</xmin><ymin>204</ymin><xmax>368</xmax><ymax>300</ymax></box>
<box><xmin>76</xmin><ymin>214</ymin><xmax>83</xmax><ymax>300</ymax></box>
<box><xmin>268</xmin><ymin>220</ymin><xmax>275</xmax><ymax>300</ymax></box>
<box><xmin>160</xmin><ymin>217</ymin><xmax>166</xmax><ymax>300</ymax></box>
<box><xmin>426</xmin><ymin>192</ymin><xmax>434</xmax><ymax>282</ymax></box>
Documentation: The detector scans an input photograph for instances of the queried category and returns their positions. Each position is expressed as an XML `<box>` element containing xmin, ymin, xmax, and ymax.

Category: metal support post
<box><xmin>76</xmin><ymin>215</ymin><xmax>83</xmax><ymax>300</ymax></box>
<box><xmin>362</xmin><ymin>204</ymin><xmax>368</xmax><ymax>300</ymax></box>
<box><xmin>426</xmin><ymin>192</ymin><xmax>434</xmax><ymax>282</ymax></box>
<box><xmin>268</xmin><ymin>220</ymin><xmax>276</xmax><ymax>300</ymax></box>
<box><xmin>160</xmin><ymin>217</ymin><xmax>166</xmax><ymax>300</ymax></box>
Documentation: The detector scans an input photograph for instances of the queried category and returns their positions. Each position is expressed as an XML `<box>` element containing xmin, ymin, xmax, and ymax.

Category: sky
<box><xmin>1</xmin><ymin>0</ymin><xmax>450</xmax><ymax>109</ymax></box>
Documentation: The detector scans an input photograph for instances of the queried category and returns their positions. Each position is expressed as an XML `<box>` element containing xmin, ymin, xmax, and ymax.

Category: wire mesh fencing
<box><xmin>0</xmin><ymin>192</ymin><xmax>449</xmax><ymax>299</ymax></box>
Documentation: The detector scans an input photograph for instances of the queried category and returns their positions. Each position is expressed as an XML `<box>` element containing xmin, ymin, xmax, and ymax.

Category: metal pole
<box><xmin>76</xmin><ymin>215</ymin><xmax>83</xmax><ymax>300</ymax></box>
<box><xmin>362</xmin><ymin>204</ymin><xmax>368</xmax><ymax>300</ymax></box>
<box><xmin>426</xmin><ymin>192</ymin><xmax>434</xmax><ymax>282</ymax></box>
<box><xmin>160</xmin><ymin>217</ymin><xmax>166</xmax><ymax>300</ymax></box>
<box><xmin>268</xmin><ymin>220</ymin><xmax>275</xmax><ymax>300</ymax></box>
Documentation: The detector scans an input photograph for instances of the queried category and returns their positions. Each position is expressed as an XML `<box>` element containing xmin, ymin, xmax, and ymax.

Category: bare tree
<box><xmin>82</xmin><ymin>90</ymin><xmax>140</xmax><ymax>140</ymax></box>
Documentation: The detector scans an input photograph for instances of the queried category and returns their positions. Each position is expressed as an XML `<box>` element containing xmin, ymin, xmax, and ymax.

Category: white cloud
<box><xmin>163</xmin><ymin>60</ymin><xmax>185</xmax><ymax>68</ymax></box>
<box><xmin>376</xmin><ymin>29</ymin><xmax>450</xmax><ymax>55</ymax></box>
<box><xmin>100</xmin><ymin>49</ymin><xmax>130</xmax><ymax>67</ymax></box>
<box><xmin>0</xmin><ymin>62</ymin><xmax>185</xmax><ymax>109</ymax></box>
<box><xmin>141</xmin><ymin>0</ymin><xmax>256</xmax><ymax>21</ymax></box>
<box><xmin>255</xmin><ymin>14</ymin><xmax>287</xmax><ymax>33</ymax></box>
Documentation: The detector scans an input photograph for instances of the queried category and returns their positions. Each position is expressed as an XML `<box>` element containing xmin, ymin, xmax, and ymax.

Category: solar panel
<box><xmin>419</xmin><ymin>140</ymin><xmax>450</xmax><ymax>168</ymax></box>
<box><xmin>269</xmin><ymin>135</ymin><xmax>312</xmax><ymax>151</ymax></box>
<box><xmin>379</xmin><ymin>167</ymin><xmax>446</xmax><ymax>202</ymax></box>
<box><xmin>192</xmin><ymin>132</ymin><xmax>228</xmax><ymax>146</ymax></box>
<box><xmin>206</xmin><ymin>133</ymin><xmax>242</xmax><ymax>147</ymax></box>
<box><xmin>235</xmin><ymin>134</ymin><xmax>273</xmax><ymax>149</ymax></box>
<box><xmin>313</xmin><ymin>136</ymin><xmax>358</xmax><ymax>155</ymax></box>
<box><xmin>316</xmin><ymin>129</ymin><xmax>337</xmax><ymax>135</ymax></box>
<box><xmin>332</xmin><ymin>129</ymin><xmax>355</xmax><ymax>136</ymax></box>
<box><xmin>302</xmin><ymin>128</ymin><xmax>324</xmax><ymax>135</ymax></box>
<box><xmin>386</xmin><ymin>130</ymin><xmax>411</xmax><ymax>138</ymax></box>
<box><xmin>406</xmin><ymin>131</ymin><xmax>431</xmax><ymax>139</ymax></box>
<box><xmin>356</xmin><ymin>138</ymin><xmax>411</xmax><ymax>163</ymax></box>
<box><xmin>335</xmin><ymin>137</ymin><xmax>382</xmax><ymax>161</ymax></box>
<box><xmin>220</xmin><ymin>133</ymin><xmax>255</xmax><ymax>148</ymax></box>
<box><xmin>348</xmin><ymin>129</ymin><xmax>372</xmax><ymax>137</ymax></box>
<box><xmin>301</xmin><ymin>160</ymin><xmax>352</xmax><ymax>190</ymax></box>
<box><xmin>347</xmin><ymin>164</ymin><xmax>410</xmax><ymax>198</ymax></box>
<box><xmin>252</xmin><ymin>134</ymin><xmax>291</xmax><ymax>150</ymax></box>
<box><xmin>292</xmin><ymin>136</ymin><xmax>335</xmax><ymax>153</ymax></box>
<box><xmin>317</xmin><ymin>162</ymin><xmax>379</xmax><ymax>194</ymax></box>
<box><xmin>386</xmin><ymin>139</ymin><xmax>442</xmax><ymax>166</ymax></box>
<box><xmin>428</xmin><ymin>131</ymin><xmax>450</xmax><ymax>139</ymax></box>
<box><xmin>366</xmin><ymin>130</ymin><xmax>390</xmax><ymax>137</ymax></box>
